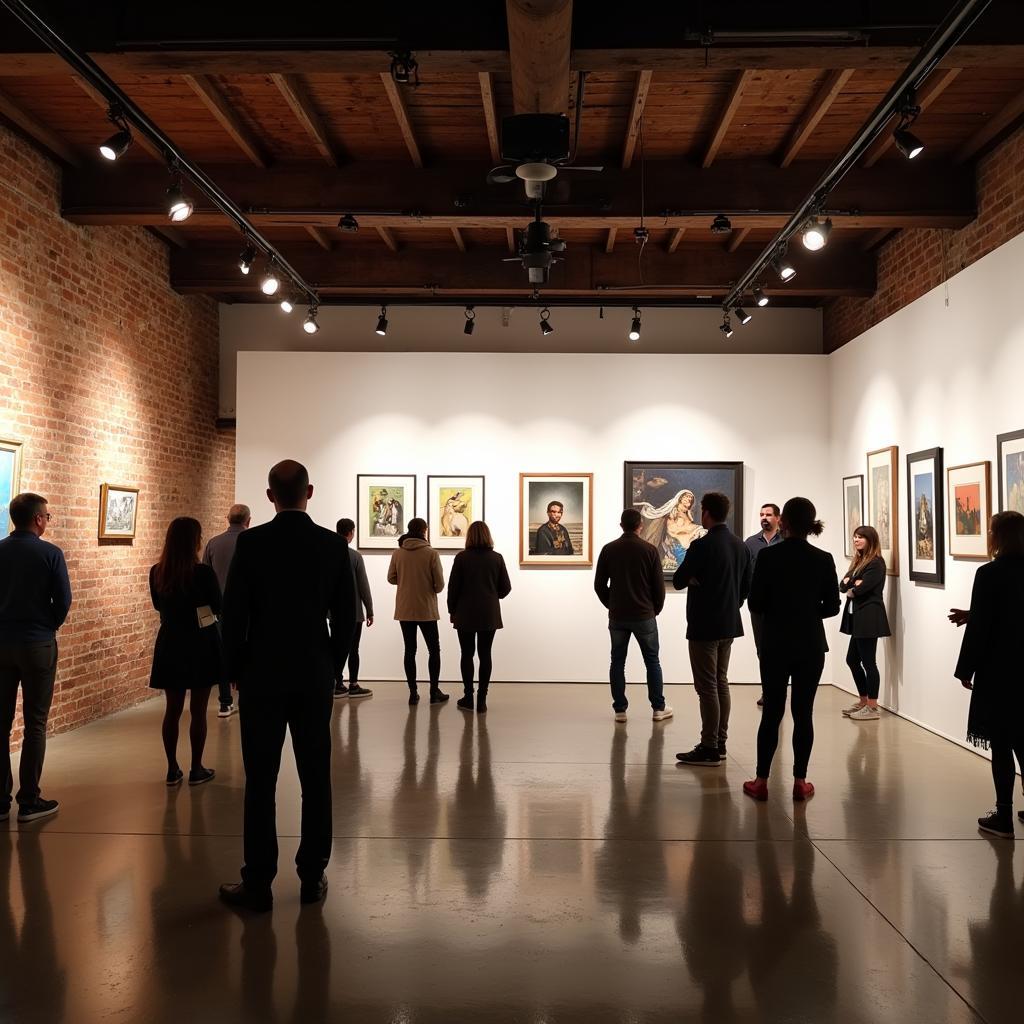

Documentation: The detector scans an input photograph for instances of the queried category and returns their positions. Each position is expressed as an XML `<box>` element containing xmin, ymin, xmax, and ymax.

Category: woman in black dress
<box><xmin>447</xmin><ymin>521</ymin><xmax>511</xmax><ymax>714</ymax></box>
<box><xmin>150</xmin><ymin>517</ymin><xmax>223</xmax><ymax>786</ymax></box>
<box><xmin>954</xmin><ymin>510</ymin><xmax>1024</xmax><ymax>838</ymax></box>
<box><xmin>839</xmin><ymin>525</ymin><xmax>891</xmax><ymax>721</ymax></box>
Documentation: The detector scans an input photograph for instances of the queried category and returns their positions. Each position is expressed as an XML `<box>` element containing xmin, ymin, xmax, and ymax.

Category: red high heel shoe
<box><xmin>793</xmin><ymin>780</ymin><xmax>815</xmax><ymax>801</ymax></box>
<box><xmin>743</xmin><ymin>779</ymin><xmax>768</xmax><ymax>801</ymax></box>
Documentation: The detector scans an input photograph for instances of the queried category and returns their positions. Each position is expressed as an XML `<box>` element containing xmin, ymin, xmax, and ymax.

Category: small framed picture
<box><xmin>357</xmin><ymin>474</ymin><xmax>416</xmax><ymax>550</ymax></box>
<box><xmin>866</xmin><ymin>446</ymin><xmax>899</xmax><ymax>576</ymax></box>
<box><xmin>1</xmin><ymin>437</ymin><xmax>24</xmax><ymax>535</ymax></box>
<box><xmin>519</xmin><ymin>473</ymin><xmax>593</xmax><ymax>567</ymax></box>
<box><xmin>842</xmin><ymin>474</ymin><xmax>864</xmax><ymax>559</ymax></box>
<box><xmin>427</xmin><ymin>475</ymin><xmax>484</xmax><ymax>549</ymax></box>
<box><xmin>906</xmin><ymin>448</ymin><xmax>944</xmax><ymax>584</ymax></box>
<box><xmin>99</xmin><ymin>484</ymin><xmax>139</xmax><ymax>540</ymax></box>
<box><xmin>996</xmin><ymin>428</ymin><xmax>1024</xmax><ymax>513</ymax></box>
<box><xmin>947</xmin><ymin>461</ymin><xmax>991</xmax><ymax>560</ymax></box>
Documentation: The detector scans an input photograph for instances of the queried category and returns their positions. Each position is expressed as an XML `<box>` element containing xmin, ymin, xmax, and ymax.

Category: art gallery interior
<box><xmin>1</xmin><ymin>2</ymin><xmax>1024</xmax><ymax>1021</ymax></box>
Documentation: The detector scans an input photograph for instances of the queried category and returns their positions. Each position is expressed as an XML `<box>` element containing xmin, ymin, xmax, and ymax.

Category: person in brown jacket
<box><xmin>387</xmin><ymin>518</ymin><xmax>447</xmax><ymax>705</ymax></box>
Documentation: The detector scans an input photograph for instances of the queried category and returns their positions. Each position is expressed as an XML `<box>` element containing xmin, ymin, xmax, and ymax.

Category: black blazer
<box><xmin>221</xmin><ymin>511</ymin><xmax>354</xmax><ymax>686</ymax></box>
<box><xmin>748</xmin><ymin>538</ymin><xmax>841</xmax><ymax>657</ymax></box>
<box><xmin>447</xmin><ymin>548</ymin><xmax>512</xmax><ymax>631</ymax></box>
<box><xmin>672</xmin><ymin>524</ymin><xmax>752</xmax><ymax>641</ymax></box>
<box><xmin>839</xmin><ymin>557</ymin><xmax>891</xmax><ymax>638</ymax></box>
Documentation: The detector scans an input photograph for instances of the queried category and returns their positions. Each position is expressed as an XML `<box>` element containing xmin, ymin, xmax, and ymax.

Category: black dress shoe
<box><xmin>408</xmin><ymin>688</ymin><xmax>420</xmax><ymax>705</ymax></box>
<box><xmin>219</xmin><ymin>882</ymin><xmax>273</xmax><ymax>912</ymax></box>
<box><xmin>300</xmin><ymin>874</ymin><xmax>329</xmax><ymax>904</ymax></box>
<box><xmin>429</xmin><ymin>688</ymin><xmax>450</xmax><ymax>704</ymax></box>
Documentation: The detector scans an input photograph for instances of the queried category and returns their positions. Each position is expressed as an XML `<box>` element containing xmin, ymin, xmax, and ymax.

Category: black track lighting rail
<box><xmin>0</xmin><ymin>0</ymin><xmax>319</xmax><ymax>308</ymax></box>
<box><xmin>721</xmin><ymin>0</ymin><xmax>993</xmax><ymax>315</ymax></box>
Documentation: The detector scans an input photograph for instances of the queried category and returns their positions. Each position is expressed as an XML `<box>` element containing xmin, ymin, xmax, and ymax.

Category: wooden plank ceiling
<box><xmin>2</xmin><ymin>2</ymin><xmax>1024</xmax><ymax>307</ymax></box>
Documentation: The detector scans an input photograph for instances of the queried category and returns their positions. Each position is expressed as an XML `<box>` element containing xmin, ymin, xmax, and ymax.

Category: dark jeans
<box><xmin>457</xmin><ymin>628</ymin><xmax>495</xmax><ymax>694</ymax></box>
<box><xmin>846</xmin><ymin>636</ymin><xmax>880</xmax><ymax>699</ymax></box>
<box><xmin>608</xmin><ymin>618</ymin><xmax>664</xmax><ymax>712</ymax></box>
<box><xmin>991</xmin><ymin>735</ymin><xmax>1024</xmax><ymax>811</ymax></box>
<box><xmin>0</xmin><ymin>640</ymin><xmax>58</xmax><ymax>808</ymax></box>
<box><xmin>239</xmin><ymin>680</ymin><xmax>333</xmax><ymax>886</ymax></box>
<box><xmin>756</xmin><ymin>652</ymin><xmax>825</xmax><ymax>779</ymax></box>
<box><xmin>400</xmin><ymin>621</ymin><xmax>441</xmax><ymax>687</ymax></box>
<box><xmin>337</xmin><ymin>622</ymin><xmax>363</xmax><ymax>685</ymax></box>
<box><xmin>689</xmin><ymin>638</ymin><xmax>733</xmax><ymax>748</ymax></box>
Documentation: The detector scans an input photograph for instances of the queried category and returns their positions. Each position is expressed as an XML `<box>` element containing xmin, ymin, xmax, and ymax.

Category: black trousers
<box><xmin>845</xmin><ymin>636</ymin><xmax>880</xmax><ymax>699</ymax></box>
<box><xmin>338</xmin><ymin>622</ymin><xmax>363</xmax><ymax>685</ymax></box>
<box><xmin>0</xmin><ymin>640</ymin><xmax>58</xmax><ymax>808</ymax></box>
<box><xmin>457</xmin><ymin>628</ymin><xmax>496</xmax><ymax>693</ymax></box>
<box><xmin>991</xmin><ymin>734</ymin><xmax>1024</xmax><ymax>810</ymax></box>
<box><xmin>756</xmin><ymin>652</ymin><xmax>825</xmax><ymax>779</ymax></box>
<box><xmin>239</xmin><ymin>680</ymin><xmax>333</xmax><ymax>886</ymax></box>
<box><xmin>400</xmin><ymin>621</ymin><xmax>440</xmax><ymax>686</ymax></box>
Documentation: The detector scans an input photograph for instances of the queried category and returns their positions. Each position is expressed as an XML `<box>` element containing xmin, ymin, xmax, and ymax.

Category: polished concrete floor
<box><xmin>1</xmin><ymin>682</ymin><xmax>1020</xmax><ymax>1023</ymax></box>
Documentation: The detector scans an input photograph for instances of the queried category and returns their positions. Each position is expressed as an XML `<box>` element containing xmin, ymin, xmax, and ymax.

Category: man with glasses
<box><xmin>0</xmin><ymin>492</ymin><xmax>72</xmax><ymax>822</ymax></box>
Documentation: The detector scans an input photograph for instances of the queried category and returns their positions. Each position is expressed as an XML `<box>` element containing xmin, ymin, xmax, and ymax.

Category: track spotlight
<box><xmin>720</xmin><ymin>315</ymin><xmax>734</xmax><ymax>339</ymax></box>
<box><xmin>375</xmin><ymin>306</ymin><xmax>389</xmax><ymax>337</ymax></box>
<box><xmin>259</xmin><ymin>262</ymin><xmax>281</xmax><ymax>296</ymax></box>
<box><xmin>753</xmin><ymin>285</ymin><xmax>769</xmax><ymax>307</ymax></box>
<box><xmin>463</xmin><ymin>306</ymin><xmax>475</xmax><ymax>336</ymax></box>
<box><xmin>710</xmin><ymin>214</ymin><xmax>732</xmax><ymax>235</ymax></box>
<box><xmin>628</xmin><ymin>306</ymin><xmax>642</xmax><ymax>342</ymax></box>
<box><xmin>801</xmin><ymin>216</ymin><xmax>832</xmax><ymax>252</ymax></box>
<box><xmin>99</xmin><ymin>128</ymin><xmax>132</xmax><ymax>161</ymax></box>
<box><xmin>388</xmin><ymin>50</ymin><xmax>419</xmax><ymax>87</ymax></box>
<box><xmin>539</xmin><ymin>307</ymin><xmax>554</xmax><ymax>336</ymax></box>
<box><xmin>894</xmin><ymin>126</ymin><xmax>924</xmax><ymax>160</ymax></box>
<box><xmin>165</xmin><ymin>176</ymin><xmax>193</xmax><ymax>223</ymax></box>
<box><xmin>734</xmin><ymin>306</ymin><xmax>752</xmax><ymax>325</ymax></box>
<box><xmin>238</xmin><ymin>241</ymin><xmax>257</xmax><ymax>275</ymax></box>
<box><xmin>279</xmin><ymin>294</ymin><xmax>295</xmax><ymax>314</ymax></box>
<box><xmin>339</xmin><ymin>213</ymin><xmax>359</xmax><ymax>232</ymax></box>
<box><xmin>303</xmin><ymin>307</ymin><xmax>319</xmax><ymax>334</ymax></box>
<box><xmin>771</xmin><ymin>253</ymin><xmax>796</xmax><ymax>281</ymax></box>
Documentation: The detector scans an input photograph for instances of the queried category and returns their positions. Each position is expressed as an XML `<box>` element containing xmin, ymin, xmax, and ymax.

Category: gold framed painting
<box><xmin>1</xmin><ymin>438</ymin><xmax>24</xmax><ymax>535</ymax></box>
<box><xmin>866</xmin><ymin>446</ymin><xmax>899</xmax><ymax>576</ymax></box>
<box><xmin>519</xmin><ymin>472</ymin><xmax>593</xmax><ymax>567</ymax></box>
<box><xmin>99</xmin><ymin>483</ymin><xmax>139</xmax><ymax>540</ymax></box>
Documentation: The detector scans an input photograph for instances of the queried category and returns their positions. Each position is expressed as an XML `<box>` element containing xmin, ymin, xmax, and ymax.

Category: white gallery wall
<box><xmin>826</xmin><ymin>229</ymin><xmax>1024</xmax><ymax>751</ymax></box>
<box><xmin>235</xmin><ymin>351</ymin><xmax>831</xmax><ymax>686</ymax></box>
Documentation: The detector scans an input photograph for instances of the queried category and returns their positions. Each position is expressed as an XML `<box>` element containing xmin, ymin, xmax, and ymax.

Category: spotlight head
<box><xmin>710</xmin><ymin>214</ymin><xmax>732</xmax><ymax>235</ymax></box>
<box><xmin>894</xmin><ymin>126</ymin><xmax>924</xmax><ymax>160</ymax></box>
<box><xmin>99</xmin><ymin>128</ymin><xmax>132</xmax><ymax>161</ymax></box>
<box><xmin>463</xmin><ymin>306</ymin><xmax>475</xmax><ymax>336</ymax></box>
<box><xmin>339</xmin><ymin>213</ymin><xmax>359</xmax><ymax>232</ymax></box>
<box><xmin>259</xmin><ymin>263</ymin><xmax>281</xmax><ymax>296</ymax></box>
<box><xmin>165</xmin><ymin>180</ymin><xmax>193</xmax><ymax>223</ymax></box>
<box><xmin>772</xmin><ymin>254</ymin><xmax>796</xmax><ymax>281</ymax></box>
<box><xmin>389</xmin><ymin>49</ymin><xmax>419</xmax><ymax>86</ymax></box>
<box><xmin>734</xmin><ymin>306</ymin><xmax>752</xmax><ymax>325</ymax></box>
<box><xmin>239</xmin><ymin>242</ymin><xmax>257</xmax><ymax>275</ymax></box>
<box><xmin>539</xmin><ymin>307</ymin><xmax>554</xmax><ymax>336</ymax></box>
<box><xmin>753</xmin><ymin>285</ymin><xmax>769</xmax><ymax>307</ymax></box>
<box><xmin>628</xmin><ymin>306</ymin><xmax>641</xmax><ymax>343</ymax></box>
<box><xmin>302</xmin><ymin>307</ymin><xmax>319</xmax><ymax>334</ymax></box>
<box><xmin>375</xmin><ymin>306</ymin><xmax>389</xmax><ymax>337</ymax></box>
<box><xmin>801</xmin><ymin>216</ymin><xmax>832</xmax><ymax>252</ymax></box>
<box><xmin>280</xmin><ymin>295</ymin><xmax>295</xmax><ymax>314</ymax></box>
<box><xmin>719</xmin><ymin>315</ymin><xmax>734</xmax><ymax>339</ymax></box>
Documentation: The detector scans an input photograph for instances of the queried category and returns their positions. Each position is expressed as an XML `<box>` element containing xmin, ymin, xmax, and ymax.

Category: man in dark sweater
<box><xmin>673</xmin><ymin>491</ymin><xmax>752</xmax><ymax>766</ymax></box>
<box><xmin>594</xmin><ymin>508</ymin><xmax>671</xmax><ymax>722</ymax></box>
<box><xmin>0</xmin><ymin>492</ymin><xmax>72</xmax><ymax>822</ymax></box>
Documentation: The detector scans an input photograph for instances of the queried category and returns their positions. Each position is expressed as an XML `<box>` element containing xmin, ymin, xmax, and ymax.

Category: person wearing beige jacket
<box><xmin>387</xmin><ymin>518</ymin><xmax>448</xmax><ymax>705</ymax></box>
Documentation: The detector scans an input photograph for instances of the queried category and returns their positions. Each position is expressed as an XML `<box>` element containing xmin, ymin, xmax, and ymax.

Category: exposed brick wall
<box><xmin>0</xmin><ymin>124</ymin><xmax>236</xmax><ymax>746</ymax></box>
<box><xmin>825</xmin><ymin>124</ymin><xmax>1024</xmax><ymax>352</ymax></box>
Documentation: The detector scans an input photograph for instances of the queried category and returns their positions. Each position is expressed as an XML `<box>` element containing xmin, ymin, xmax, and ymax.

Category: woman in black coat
<box><xmin>839</xmin><ymin>525</ymin><xmax>891</xmax><ymax>721</ymax></box>
<box><xmin>150</xmin><ymin>516</ymin><xmax>224</xmax><ymax>786</ymax></box>
<box><xmin>447</xmin><ymin>521</ymin><xmax>511</xmax><ymax>714</ymax></box>
<box><xmin>954</xmin><ymin>511</ymin><xmax>1024</xmax><ymax>838</ymax></box>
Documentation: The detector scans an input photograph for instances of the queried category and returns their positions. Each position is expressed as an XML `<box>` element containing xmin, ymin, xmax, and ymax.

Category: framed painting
<box><xmin>357</xmin><ymin>474</ymin><xmax>416</xmax><ymax>550</ymax></box>
<box><xmin>519</xmin><ymin>473</ymin><xmax>592</xmax><ymax>567</ymax></box>
<box><xmin>624</xmin><ymin>461</ymin><xmax>744</xmax><ymax>579</ymax></box>
<box><xmin>842</xmin><ymin>474</ymin><xmax>864</xmax><ymax>559</ymax></box>
<box><xmin>906</xmin><ymin>448</ymin><xmax>944</xmax><ymax>584</ymax></box>
<box><xmin>427</xmin><ymin>475</ymin><xmax>484</xmax><ymax>549</ymax></box>
<box><xmin>947</xmin><ymin>461</ymin><xmax>991</xmax><ymax>560</ymax></box>
<box><xmin>996</xmin><ymin>428</ymin><xmax>1024</xmax><ymax>513</ymax></box>
<box><xmin>1</xmin><ymin>438</ymin><xmax>24</xmax><ymax>535</ymax></box>
<box><xmin>866</xmin><ymin>446</ymin><xmax>899</xmax><ymax>576</ymax></box>
<box><xmin>98</xmin><ymin>483</ymin><xmax>139</xmax><ymax>540</ymax></box>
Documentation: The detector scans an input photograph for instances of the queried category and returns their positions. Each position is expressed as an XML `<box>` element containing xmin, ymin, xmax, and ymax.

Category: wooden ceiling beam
<box><xmin>726</xmin><ymin>226</ymin><xmax>751</xmax><ymax>253</ymax></box>
<box><xmin>605</xmin><ymin>227</ymin><xmax>617</xmax><ymax>253</ymax></box>
<box><xmin>860</xmin><ymin>227</ymin><xmax>899</xmax><ymax>252</ymax></box>
<box><xmin>306</xmin><ymin>226</ymin><xmax>333</xmax><ymax>251</ymax></box>
<box><xmin>702</xmin><ymin>70</ymin><xmax>754</xmax><ymax>168</ymax></box>
<box><xmin>779</xmin><ymin>68</ymin><xmax>854</xmax><ymax>167</ymax></box>
<box><xmin>622</xmin><ymin>70</ymin><xmax>653</xmax><ymax>169</ymax></box>
<box><xmin>183</xmin><ymin>74</ymin><xmax>269</xmax><ymax>168</ymax></box>
<box><xmin>666</xmin><ymin>228</ymin><xmax>686</xmax><ymax>253</ymax></box>
<box><xmin>271</xmin><ymin>73</ymin><xmax>339</xmax><ymax>167</ymax></box>
<box><xmin>0</xmin><ymin>85</ymin><xmax>81</xmax><ymax>166</ymax></box>
<box><xmin>506</xmin><ymin>227</ymin><xmax>517</xmax><ymax>253</ymax></box>
<box><xmin>955</xmin><ymin>84</ymin><xmax>1024</xmax><ymax>163</ymax></box>
<box><xmin>150</xmin><ymin>226</ymin><xmax>188</xmax><ymax>249</ymax></box>
<box><xmin>377</xmin><ymin>226</ymin><xmax>400</xmax><ymax>252</ymax></box>
<box><xmin>380</xmin><ymin>73</ymin><xmax>424</xmax><ymax>168</ymax></box>
<box><xmin>506</xmin><ymin>0</ymin><xmax>573</xmax><ymax>114</ymax></box>
<box><xmin>451</xmin><ymin>226</ymin><xmax>467</xmax><ymax>252</ymax></box>
<box><xmin>479</xmin><ymin>72</ymin><xmax>502</xmax><ymax>165</ymax></box>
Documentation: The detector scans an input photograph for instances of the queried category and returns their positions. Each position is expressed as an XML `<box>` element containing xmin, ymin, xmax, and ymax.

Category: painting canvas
<box><xmin>947</xmin><ymin>461</ymin><xmax>991</xmax><ymax>560</ymax></box>
<box><xmin>996</xmin><ymin>428</ymin><xmax>1024</xmax><ymax>513</ymax></box>
<box><xmin>1</xmin><ymin>438</ymin><xmax>24</xmax><ymax>535</ymax></box>
<box><xmin>357</xmin><ymin>474</ymin><xmax>416</xmax><ymax>550</ymax></box>
<box><xmin>866</xmin><ymin>446</ymin><xmax>899</xmax><ymax>576</ymax></box>
<box><xmin>842</xmin><ymin>475</ymin><xmax>864</xmax><ymax>559</ymax></box>
<box><xmin>624</xmin><ymin>461</ymin><xmax>744</xmax><ymax>578</ymax></box>
<box><xmin>428</xmin><ymin>475</ymin><xmax>484</xmax><ymax>549</ymax></box>
<box><xmin>98</xmin><ymin>484</ymin><xmax>139</xmax><ymax>540</ymax></box>
<box><xmin>520</xmin><ymin>473</ymin><xmax>592</xmax><ymax>566</ymax></box>
<box><xmin>906</xmin><ymin>448</ymin><xmax>943</xmax><ymax>584</ymax></box>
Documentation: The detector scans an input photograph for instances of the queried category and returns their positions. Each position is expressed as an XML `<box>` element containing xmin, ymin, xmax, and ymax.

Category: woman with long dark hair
<box><xmin>150</xmin><ymin>517</ymin><xmax>223</xmax><ymax>785</ymax></box>
<box><xmin>839</xmin><ymin>525</ymin><xmax>891</xmax><ymax>721</ymax></box>
<box><xmin>954</xmin><ymin>510</ymin><xmax>1024</xmax><ymax>838</ymax></box>
<box><xmin>447</xmin><ymin>521</ymin><xmax>512</xmax><ymax>714</ymax></box>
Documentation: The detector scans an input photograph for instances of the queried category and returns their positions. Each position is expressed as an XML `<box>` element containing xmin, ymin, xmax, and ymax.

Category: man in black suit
<box><xmin>672</xmin><ymin>492</ymin><xmax>752</xmax><ymax>767</ymax></box>
<box><xmin>219</xmin><ymin>460</ymin><xmax>354</xmax><ymax>911</ymax></box>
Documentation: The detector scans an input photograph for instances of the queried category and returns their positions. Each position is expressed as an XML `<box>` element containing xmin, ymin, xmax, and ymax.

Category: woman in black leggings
<box><xmin>744</xmin><ymin>497</ymin><xmax>841</xmax><ymax>802</ymax></box>
<box><xmin>447</xmin><ymin>521</ymin><xmax>511</xmax><ymax>714</ymax></box>
<box><xmin>839</xmin><ymin>526</ymin><xmax>890</xmax><ymax>721</ymax></box>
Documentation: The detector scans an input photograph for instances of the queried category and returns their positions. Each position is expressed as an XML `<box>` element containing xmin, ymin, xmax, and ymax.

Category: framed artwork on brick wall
<box><xmin>1</xmin><ymin>438</ymin><xmax>24</xmax><ymax>535</ymax></box>
<box><xmin>866</xmin><ymin>446</ymin><xmax>899</xmax><ymax>576</ymax></box>
<box><xmin>98</xmin><ymin>483</ymin><xmax>139</xmax><ymax>540</ymax></box>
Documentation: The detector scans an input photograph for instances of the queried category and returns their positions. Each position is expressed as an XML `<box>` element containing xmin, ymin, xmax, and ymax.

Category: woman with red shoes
<box><xmin>742</xmin><ymin>497</ymin><xmax>841</xmax><ymax>802</ymax></box>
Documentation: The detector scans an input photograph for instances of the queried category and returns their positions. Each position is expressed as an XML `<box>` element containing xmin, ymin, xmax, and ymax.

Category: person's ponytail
<box><xmin>781</xmin><ymin>497</ymin><xmax>823</xmax><ymax>538</ymax></box>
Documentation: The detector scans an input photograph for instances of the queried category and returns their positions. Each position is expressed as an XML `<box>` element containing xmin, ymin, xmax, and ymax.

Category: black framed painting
<box><xmin>996</xmin><ymin>428</ymin><xmax>1024</xmax><ymax>513</ymax></box>
<box><xmin>624</xmin><ymin>461</ymin><xmax>743</xmax><ymax>578</ymax></box>
<box><xmin>906</xmin><ymin>448</ymin><xmax>944</xmax><ymax>584</ymax></box>
<box><xmin>842</xmin><ymin>474</ymin><xmax>864</xmax><ymax>559</ymax></box>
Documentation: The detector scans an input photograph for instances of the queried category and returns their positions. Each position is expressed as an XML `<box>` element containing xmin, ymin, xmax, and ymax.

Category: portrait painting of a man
<box><xmin>520</xmin><ymin>474</ymin><xmax>592</xmax><ymax>566</ymax></box>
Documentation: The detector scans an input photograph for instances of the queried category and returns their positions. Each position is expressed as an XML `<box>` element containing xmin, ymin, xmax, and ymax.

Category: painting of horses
<box><xmin>428</xmin><ymin>475</ymin><xmax>484</xmax><ymax>549</ymax></box>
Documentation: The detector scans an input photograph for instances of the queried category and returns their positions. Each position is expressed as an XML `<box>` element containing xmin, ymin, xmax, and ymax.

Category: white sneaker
<box><xmin>217</xmin><ymin>704</ymin><xmax>236</xmax><ymax>719</ymax></box>
<box><xmin>614</xmin><ymin>711</ymin><xmax>627</xmax><ymax>722</ymax></box>
<box><xmin>849</xmin><ymin>705</ymin><xmax>880</xmax><ymax>721</ymax></box>
<box><xmin>652</xmin><ymin>706</ymin><xmax>674</xmax><ymax>722</ymax></box>
<box><xmin>842</xmin><ymin>701</ymin><xmax>866</xmax><ymax>717</ymax></box>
